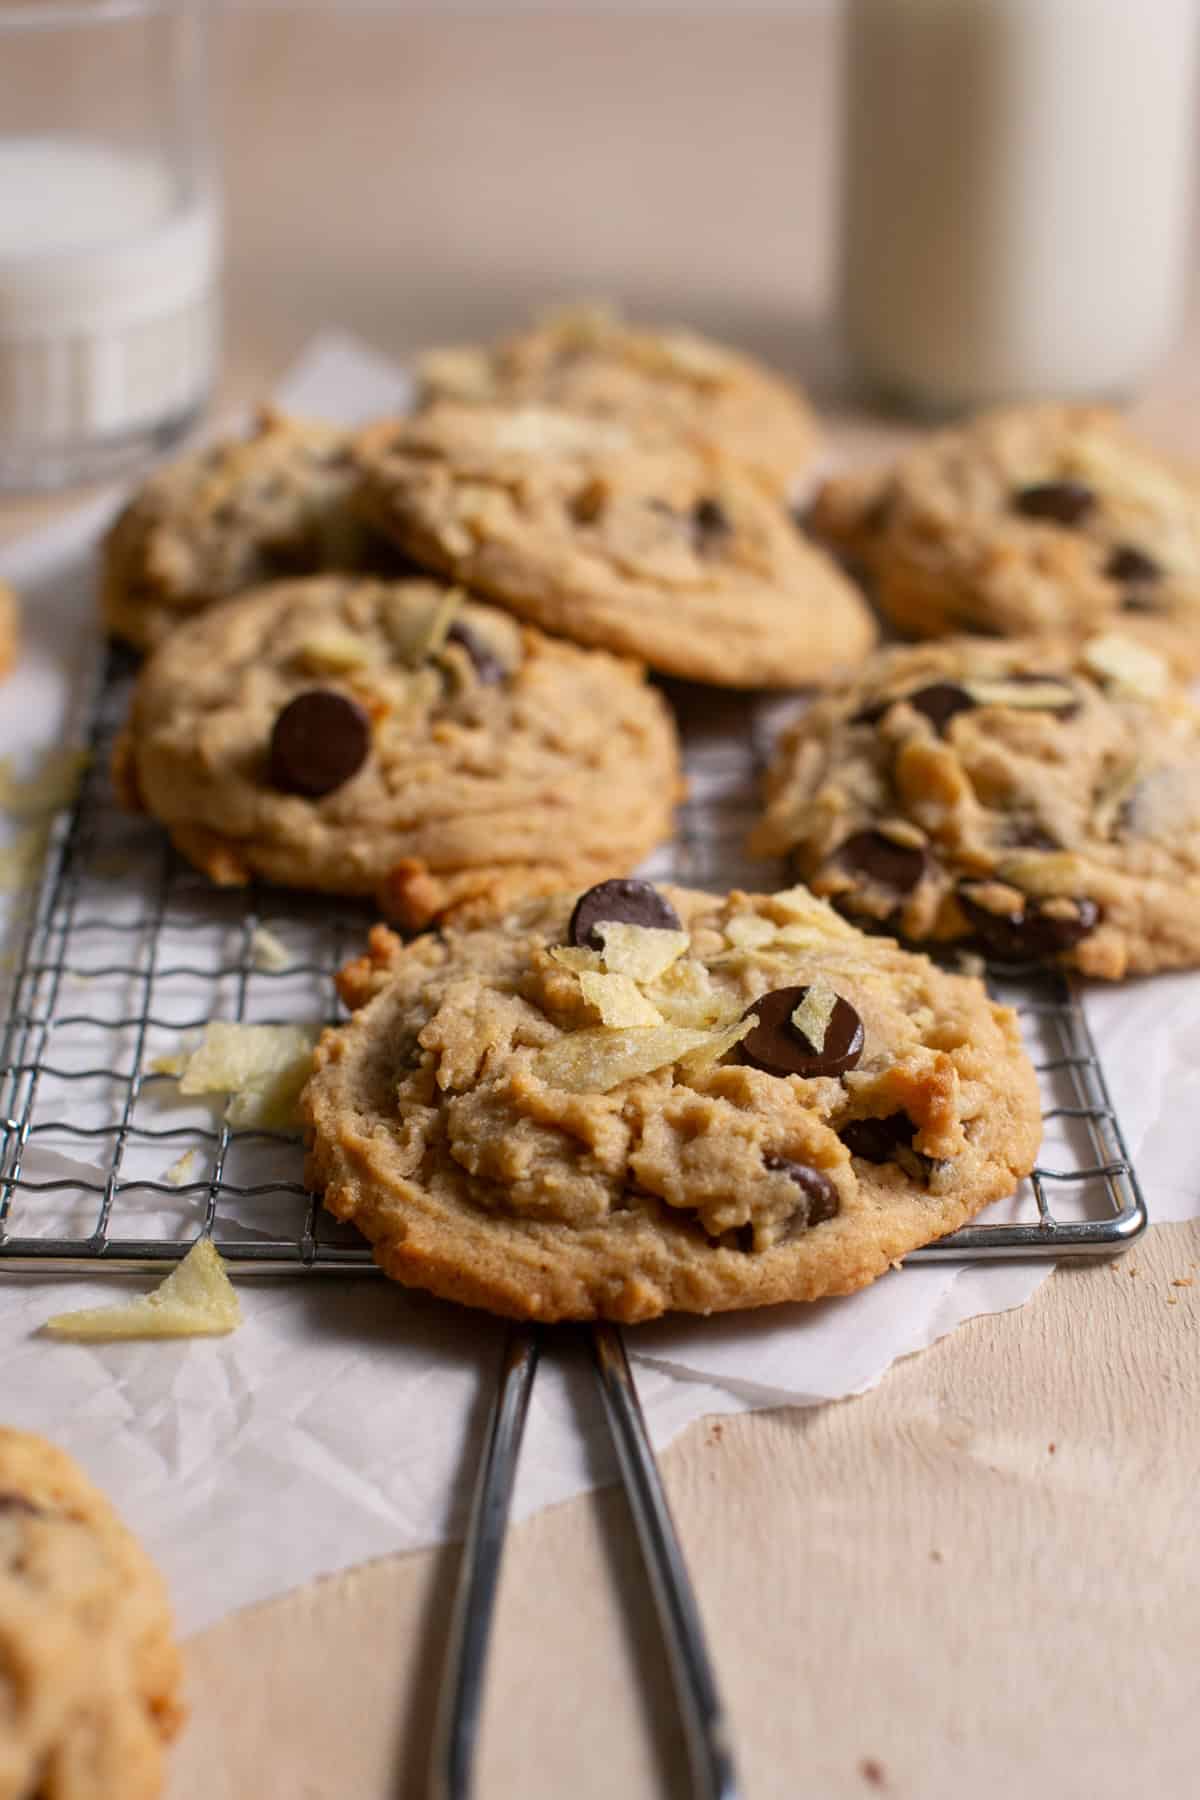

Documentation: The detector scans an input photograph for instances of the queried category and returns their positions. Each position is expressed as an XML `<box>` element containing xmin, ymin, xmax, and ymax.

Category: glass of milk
<box><xmin>840</xmin><ymin>0</ymin><xmax>1200</xmax><ymax>414</ymax></box>
<box><xmin>0</xmin><ymin>0</ymin><xmax>219</xmax><ymax>489</ymax></box>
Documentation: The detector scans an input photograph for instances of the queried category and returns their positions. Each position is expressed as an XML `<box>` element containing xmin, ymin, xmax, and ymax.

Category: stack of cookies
<box><xmin>100</xmin><ymin>307</ymin><xmax>1200</xmax><ymax>1322</ymax></box>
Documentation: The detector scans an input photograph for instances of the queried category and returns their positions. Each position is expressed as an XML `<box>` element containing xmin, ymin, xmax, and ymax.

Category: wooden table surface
<box><xmin>4</xmin><ymin>12</ymin><xmax>1199</xmax><ymax>1798</ymax></box>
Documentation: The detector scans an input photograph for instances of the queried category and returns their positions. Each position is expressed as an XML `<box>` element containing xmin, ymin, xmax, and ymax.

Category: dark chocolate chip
<box><xmin>568</xmin><ymin>878</ymin><xmax>682</xmax><ymax>950</ymax></box>
<box><xmin>957</xmin><ymin>884</ymin><xmax>1100</xmax><ymax>962</ymax></box>
<box><xmin>1105</xmin><ymin>543</ymin><xmax>1161</xmax><ymax>584</ymax></box>
<box><xmin>835</xmin><ymin>829</ymin><xmax>927</xmax><ymax>895</ymax></box>
<box><xmin>1012</xmin><ymin>481</ymin><xmax>1095</xmax><ymax>526</ymax></box>
<box><xmin>907</xmin><ymin>682</ymin><xmax>976</xmax><ymax>734</ymax></box>
<box><xmin>763</xmin><ymin>1155</ymin><xmax>840</xmax><ymax>1227</ymax></box>
<box><xmin>446</xmin><ymin>621</ymin><xmax>506</xmax><ymax>685</ymax></box>
<box><xmin>692</xmin><ymin>496</ymin><xmax>731</xmax><ymax>552</ymax></box>
<box><xmin>740</xmin><ymin>985</ymin><xmax>864</xmax><ymax>1080</ymax></box>
<box><xmin>839</xmin><ymin>1113</ymin><xmax>917</xmax><ymax>1163</ymax></box>
<box><xmin>268</xmin><ymin>689</ymin><xmax>371</xmax><ymax>798</ymax></box>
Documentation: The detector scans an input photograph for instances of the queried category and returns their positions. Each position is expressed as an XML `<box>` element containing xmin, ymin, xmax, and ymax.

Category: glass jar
<box><xmin>0</xmin><ymin>0</ymin><xmax>220</xmax><ymax>490</ymax></box>
<box><xmin>840</xmin><ymin>0</ymin><xmax>1200</xmax><ymax>414</ymax></box>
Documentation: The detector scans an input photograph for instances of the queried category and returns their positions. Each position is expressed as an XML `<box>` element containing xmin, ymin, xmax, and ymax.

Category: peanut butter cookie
<box><xmin>302</xmin><ymin>880</ymin><xmax>1041</xmax><ymax>1321</ymax></box>
<box><xmin>751</xmin><ymin>634</ymin><xmax>1200</xmax><ymax>979</ymax></box>
<box><xmin>113</xmin><ymin>575</ymin><xmax>682</xmax><ymax>928</ymax></box>
<box><xmin>358</xmin><ymin>403</ymin><xmax>877</xmax><ymax>689</ymax></box>
<box><xmin>809</xmin><ymin>405</ymin><xmax>1200</xmax><ymax>673</ymax></box>
<box><xmin>0</xmin><ymin>1429</ymin><xmax>183</xmax><ymax>1800</ymax></box>
<box><xmin>418</xmin><ymin>303</ymin><xmax>820</xmax><ymax>495</ymax></box>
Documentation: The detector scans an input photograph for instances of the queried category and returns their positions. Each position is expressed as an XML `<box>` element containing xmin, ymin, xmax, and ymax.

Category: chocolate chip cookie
<box><xmin>0</xmin><ymin>1428</ymin><xmax>183</xmax><ymax>1800</ymax></box>
<box><xmin>357</xmin><ymin>403</ymin><xmax>877</xmax><ymax>689</ymax></box>
<box><xmin>112</xmin><ymin>576</ymin><xmax>682</xmax><ymax>928</ymax></box>
<box><xmin>417</xmin><ymin>303</ymin><xmax>820</xmax><ymax>495</ymax></box>
<box><xmin>100</xmin><ymin>409</ymin><xmax>402</xmax><ymax>652</ymax></box>
<box><xmin>751</xmin><ymin>634</ymin><xmax>1200</xmax><ymax>979</ymax></box>
<box><xmin>303</xmin><ymin>880</ymin><xmax>1041</xmax><ymax>1321</ymax></box>
<box><xmin>808</xmin><ymin>405</ymin><xmax>1200</xmax><ymax>673</ymax></box>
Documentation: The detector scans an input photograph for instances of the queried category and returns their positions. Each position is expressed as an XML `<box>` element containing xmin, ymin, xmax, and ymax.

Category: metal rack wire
<box><xmin>0</xmin><ymin>646</ymin><xmax>1146</xmax><ymax>1275</ymax></box>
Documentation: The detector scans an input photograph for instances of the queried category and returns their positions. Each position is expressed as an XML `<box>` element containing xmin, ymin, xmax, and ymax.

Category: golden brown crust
<box><xmin>0</xmin><ymin>1428</ymin><xmax>184</xmax><ymax>1800</ymax></box>
<box><xmin>302</xmin><ymin>885</ymin><xmax>1042</xmax><ymax>1322</ymax></box>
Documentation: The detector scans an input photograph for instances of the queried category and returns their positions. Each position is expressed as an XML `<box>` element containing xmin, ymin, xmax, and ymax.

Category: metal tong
<box><xmin>429</xmin><ymin>1323</ymin><xmax>740</xmax><ymax>1800</ymax></box>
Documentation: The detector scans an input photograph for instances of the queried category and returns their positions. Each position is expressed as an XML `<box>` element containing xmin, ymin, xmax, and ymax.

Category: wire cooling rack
<box><xmin>0</xmin><ymin>645</ymin><xmax>1147</xmax><ymax>1277</ymax></box>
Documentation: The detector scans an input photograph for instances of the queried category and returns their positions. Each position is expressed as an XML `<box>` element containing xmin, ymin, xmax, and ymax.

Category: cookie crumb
<box><xmin>859</xmin><ymin>1757</ymin><xmax>887</xmax><ymax>1788</ymax></box>
<box><xmin>929</xmin><ymin>1548</ymin><xmax>944</xmax><ymax>1563</ymax></box>
<box><xmin>1047</xmin><ymin>1442</ymin><xmax>1056</xmax><ymax>1454</ymax></box>
<box><xmin>1172</xmin><ymin>1276</ymin><xmax>1193</xmax><ymax>1288</ymax></box>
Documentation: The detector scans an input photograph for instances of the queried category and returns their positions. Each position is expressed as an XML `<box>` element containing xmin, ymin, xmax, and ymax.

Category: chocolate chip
<box><xmin>763</xmin><ymin>1155</ymin><xmax>840</xmax><ymax>1227</ymax></box>
<box><xmin>907</xmin><ymin>682</ymin><xmax>976</xmax><ymax>734</ymax></box>
<box><xmin>446</xmin><ymin>621</ymin><xmax>506</xmax><ymax>685</ymax></box>
<box><xmin>568</xmin><ymin>878</ymin><xmax>682</xmax><ymax>950</ymax></box>
<box><xmin>957</xmin><ymin>884</ymin><xmax>1100</xmax><ymax>961</ymax></box>
<box><xmin>835</xmin><ymin>830</ymin><xmax>927</xmax><ymax>895</ymax></box>
<box><xmin>1012</xmin><ymin>481</ymin><xmax>1095</xmax><ymax>525</ymax></box>
<box><xmin>839</xmin><ymin>1113</ymin><xmax>917</xmax><ymax>1163</ymax></box>
<box><xmin>268</xmin><ymin>690</ymin><xmax>371</xmax><ymax>798</ymax></box>
<box><xmin>692</xmin><ymin>497</ymin><xmax>731</xmax><ymax>552</ymax></box>
<box><xmin>740</xmin><ymin>985</ymin><xmax>864</xmax><ymax>1080</ymax></box>
<box><xmin>1105</xmin><ymin>544</ymin><xmax>1161</xmax><ymax>584</ymax></box>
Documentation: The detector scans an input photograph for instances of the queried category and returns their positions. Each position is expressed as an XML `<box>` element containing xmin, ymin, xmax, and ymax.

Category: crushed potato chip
<box><xmin>1081</xmin><ymin>633</ymin><xmax>1168</xmax><ymax>700</ymax></box>
<box><xmin>533</xmin><ymin>1023</ymin><xmax>713</xmax><ymax>1093</ymax></box>
<box><xmin>295</xmin><ymin>631</ymin><xmax>375</xmax><ymax>675</ymax></box>
<box><xmin>44</xmin><ymin>1239</ymin><xmax>242</xmax><ymax>1341</ymax></box>
<box><xmin>159</xmin><ymin>1022</ymin><xmax>318</xmax><ymax>1130</ymax></box>
<box><xmin>548</xmin><ymin>944</ymin><xmax>604</xmax><ymax>974</ymax></box>
<box><xmin>675</xmin><ymin>1012</ymin><xmax>756</xmax><ymax>1079</ymax></box>
<box><xmin>577</xmin><ymin>970</ymin><xmax>664</xmax><ymax>1028</ymax></box>
<box><xmin>723</xmin><ymin>915</ymin><xmax>777</xmax><ymax>951</ymax></box>
<box><xmin>965</xmin><ymin>677</ymin><xmax>1078</xmax><ymax>711</ymax></box>
<box><xmin>769</xmin><ymin>886</ymin><xmax>856</xmax><ymax>935</ymax></box>
<box><xmin>791</xmin><ymin>979</ymin><xmax>838</xmax><ymax>1051</ymax></box>
<box><xmin>647</xmin><ymin>958</ymin><xmax>740</xmax><ymax>1030</ymax></box>
<box><xmin>595</xmin><ymin>922</ymin><xmax>690</xmax><ymax>983</ymax></box>
<box><xmin>163</xmin><ymin>1147</ymin><xmax>204</xmax><ymax>1188</ymax></box>
<box><xmin>383</xmin><ymin>587</ymin><xmax>465</xmax><ymax>666</ymax></box>
<box><xmin>250</xmin><ymin>925</ymin><xmax>291</xmax><ymax>973</ymax></box>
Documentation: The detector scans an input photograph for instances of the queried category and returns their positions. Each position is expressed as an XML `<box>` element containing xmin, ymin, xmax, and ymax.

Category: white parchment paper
<box><xmin>0</xmin><ymin>335</ymin><xmax>1195</xmax><ymax>1635</ymax></box>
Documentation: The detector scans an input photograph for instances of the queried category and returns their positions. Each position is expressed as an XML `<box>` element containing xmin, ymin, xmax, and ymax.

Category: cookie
<box><xmin>357</xmin><ymin>403</ymin><xmax>877</xmax><ymax>689</ymax></box>
<box><xmin>100</xmin><ymin>409</ymin><xmax>402</xmax><ymax>652</ymax></box>
<box><xmin>750</xmin><ymin>633</ymin><xmax>1200</xmax><ymax>979</ymax></box>
<box><xmin>417</xmin><ymin>303</ymin><xmax>820</xmax><ymax>495</ymax></box>
<box><xmin>808</xmin><ymin>404</ymin><xmax>1200</xmax><ymax>673</ymax></box>
<box><xmin>0</xmin><ymin>579</ymin><xmax>18</xmax><ymax>679</ymax></box>
<box><xmin>112</xmin><ymin>576</ymin><xmax>682</xmax><ymax>929</ymax></box>
<box><xmin>0</xmin><ymin>1428</ymin><xmax>183</xmax><ymax>1800</ymax></box>
<box><xmin>302</xmin><ymin>880</ymin><xmax>1041</xmax><ymax>1322</ymax></box>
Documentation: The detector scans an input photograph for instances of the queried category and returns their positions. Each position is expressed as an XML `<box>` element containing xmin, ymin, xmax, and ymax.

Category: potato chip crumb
<box><xmin>163</xmin><ymin>1147</ymin><xmax>204</xmax><ymax>1188</ymax></box>
<box><xmin>791</xmin><ymin>979</ymin><xmax>838</xmax><ymax>1052</ymax></box>
<box><xmin>44</xmin><ymin>1238</ymin><xmax>242</xmax><ymax>1340</ymax></box>
<box><xmin>577</xmin><ymin>969</ymin><xmax>663</xmax><ymax>1028</ymax></box>
<box><xmin>723</xmin><ymin>915</ymin><xmax>777</xmax><ymax>951</ymax></box>
<box><xmin>596</xmin><ymin>921</ymin><xmax>690</xmax><ymax>983</ymax></box>
<box><xmin>1081</xmin><ymin>633</ymin><xmax>1168</xmax><ymax>700</ymax></box>
<box><xmin>533</xmin><ymin>1023</ymin><xmax>713</xmax><ymax>1093</ymax></box>
<box><xmin>158</xmin><ymin>1022</ymin><xmax>318</xmax><ymax>1129</ymax></box>
<box><xmin>250</xmin><ymin>925</ymin><xmax>291</xmax><ymax>973</ymax></box>
<box><xmin>296</xmin><ymin>630</ymin><xmax>375</xmax><ymax>674</ymax></box>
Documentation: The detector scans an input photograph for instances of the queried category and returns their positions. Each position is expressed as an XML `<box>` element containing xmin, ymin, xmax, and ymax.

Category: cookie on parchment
<box><xmin>0</xmin><ymin>1428</ymin><xmax>183</xmax><ymax>1800</ymax></box>
<box><xmin>418</xmin><ymin>303</ymin><xmax>820</xmax><ymax>496</ymax></box>
<box><xmin>100</xmin><ymin>409</ymin><xmax>402</xmax><ymax>653</ymax></box>
<box><xmin>113</xmin><ymin>576</ymin><xmax>682</xmax><ymax>929</ymax></box>
<box><xmin>808</xmin><ymin>405</ymin><xmax>1200</xmax><ymax>673</ymax></box>
<box><xmin>357</xmin><ymin>403</ymin><xmax>877</xmax><ymax>689</ymax></box>
<box><xmin>750</xmin><ymin>634</ymin><xmax>1200</xmax><ymax>979</ymax></box>
<box><xmin>302</xmin><ymin>880</ymin><xmax>1041</xmax><ymax>1322</ymax></box>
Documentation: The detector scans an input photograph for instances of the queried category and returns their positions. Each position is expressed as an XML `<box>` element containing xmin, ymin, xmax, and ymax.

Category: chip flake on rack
<box><xmin>43</xmin><ymin>1238</ymin><xmax>242</xmax><ymax>1340</ymax></box>
<box><xmin>152</xmin><ymin>1021</ymin><xmax>319</xmax><ymax>1129</ymax></box>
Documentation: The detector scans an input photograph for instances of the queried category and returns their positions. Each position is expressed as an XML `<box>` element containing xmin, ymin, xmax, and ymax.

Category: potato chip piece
<box><xmin>0</xmin><ymin>748</ymin><xmax>89</xmax><ymax>819</ymax></box>
<box><xmin>768</xmin><ymin>885</ymin><xmax>856</xmax><ymax>935</ymax></box>
<box><xmin>0</xmin><ymin>822</ymin><xmax>50</xmax><ymax>893</ymax></box>
<box><xmin>965</xmin><ymin>677</ymin><xmax>1078</xmax><ymax>711</ymax></box>
<box><xmin>44</xmin><ymin>1239</ymin><xmax>242</xmax><ymax>1341</ymax></box>
<box><xmin>250</xmin><ymin>925</ymin><xmax>291</xmax><ymax>973</ymax></box>
<box><xmin>548</xmin><ymin>944</ymin><xmax>604</xmax><ymax>974</ymax></box>
<box><xmin>791</xmin><ymin>979</ymin><xmax>838</xmax><ymax>1052</ymax></box>
<box><xmin>649</xmin><ymin>958</ymin><xmax>738</xmax><ymax>1030</ymax></box>
<box><xmin>723</xmin><ymin>915</ymin><xmax>778</xmax><ymax>951</ymax></box>
<box><xmin>163</xmin><ymin>1147</ymin><xmax>203</xmax><ymax>1188</ymax></box>
<box><xmin>383</xmin><ymin>587</ymin><xmax>465</xmax><ymax>667</ymax></box>
<box><xmin>169</xmin><ymin>1022</ymin><xmax>318</xmax><ymax>1130</ymax></box>
<box><xmin>295</xmin><ymin>631</ymin><xmax>375</xmax><ymax>675</ymax></box>
<box><xmin>577</xmin><ymin>970</ymin><xmax>664</xmax><ymax>1028</ymax></box>
<box><xmin>595</xmin><ymin>922</ymin><xmax>690</xmax><ymax>983</ymax></box>
<box><xmin>533</xmin><ymin>1023</ymin><xmax>712</xmax><ymax>1093</ymax></box>
<box><xmin>675</xmin><ymin>1013</ymin><xmax>757</xmax><ymax>1079</ymax></box>
<box><xmin>1081</xmin><ymin>633</ymin><xmax>1168</xmax><ymax>700</ymax></box>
